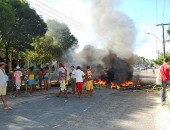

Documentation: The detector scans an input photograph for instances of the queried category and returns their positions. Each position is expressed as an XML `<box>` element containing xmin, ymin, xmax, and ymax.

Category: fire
<box><xmin>121</xmin><ymin>81</ymin><xmax>134</xmax><ymax>86</ymax></box>
<box><xmin>94</xmin><ymin>78</ymin><xmax>142</xmax><ymax>89</ymax></box>
<box><xmin>94</xmin><ymin>78</ymin><xmax>107</xmax><ymax>86</ymax></box>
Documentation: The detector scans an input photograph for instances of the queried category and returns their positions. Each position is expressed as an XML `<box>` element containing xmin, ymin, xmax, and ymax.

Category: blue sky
<box><xmin>120</xmin><ymin>0</ymin><xmax>170</xmax><ymax>58</ymax></box>
<box><xmin>27</xmin><ymin>0</ymin><xmax>170</xmax><ymax>59</ymax></box>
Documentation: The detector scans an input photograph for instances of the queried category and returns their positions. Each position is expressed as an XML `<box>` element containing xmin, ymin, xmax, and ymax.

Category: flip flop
<box><xmin>4</xmin><ymin>107</ymin><xmax>12</xmax><ymax>110</ymax></box>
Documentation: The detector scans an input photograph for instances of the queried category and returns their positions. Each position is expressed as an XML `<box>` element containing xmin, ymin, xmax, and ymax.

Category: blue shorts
<box><xmin>28</xmin><ymin>80</ymin><xmax>34</xmax><ymax>85</ymax></box>
<box><xmin>16</xmin><ymin>84</ymin><xmax>21</xmax><ymax>90</ymax></box>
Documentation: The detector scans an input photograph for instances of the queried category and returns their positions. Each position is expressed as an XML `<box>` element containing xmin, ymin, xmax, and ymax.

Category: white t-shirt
<box><xmin>72</xmin><ymin>69</ymin><xmax>85</xmax><ymax>82</ymax></box>
<box><xmin>0</xmin><ymin>69</ymin><xmax>7</xmax><ymax>87</ymax></box>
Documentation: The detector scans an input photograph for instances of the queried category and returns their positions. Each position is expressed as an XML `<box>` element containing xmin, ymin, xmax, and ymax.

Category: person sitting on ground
<box><xmin>14</xmin><ymin>66</ymin><xmax>22</xmax><ymax>97</ymax></box>
<box><xmin>0</xmin><ymin>62</ymin><xmax>12</xmax><ymax>110</ymax></box>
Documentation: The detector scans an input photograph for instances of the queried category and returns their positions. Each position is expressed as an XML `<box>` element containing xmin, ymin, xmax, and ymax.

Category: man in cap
<box><xmin>14</xmin><ymin>66</ymin><xmax>22</xmax><ymax>97</ymax></box>
<box><xmin>0</xmin><ymin>62</ymin><xmax>12</xmax><ymax>110</ymax></box>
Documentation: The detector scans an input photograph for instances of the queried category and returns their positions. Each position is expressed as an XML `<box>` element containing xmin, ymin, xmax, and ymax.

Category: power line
<box><xmin>36</xmin><ymin>0</ymin><xmax>87</xmax><ymax>28</ymax></box>
<box><xmin>27</xmin><ymin>0</ymin><xmax>87</xmax><ymax>31</ymax></box>
<box><xmin>162</xmin><ymin>0</ymin><xmax>166</xmax><ymax>23</ymax></box>
<box><xmin>155</xmin><ymin>0</ymin><xmax>158</xmax><ymax>24</ymax></box>
<box><xmin>33</xmin><ymin>8</ymin><xmax>87</xmax><ymax>32</ymax></box>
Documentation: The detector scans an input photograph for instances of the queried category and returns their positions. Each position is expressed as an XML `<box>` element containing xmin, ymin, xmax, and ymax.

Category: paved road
<box><xmin>0</xmin><ymin>87</ymin><xmax>170</xmax><ymax>130</ymax></box>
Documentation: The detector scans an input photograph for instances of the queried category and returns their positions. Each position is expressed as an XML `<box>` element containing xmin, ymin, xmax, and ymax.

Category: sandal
<box><xmin>4</xmin><ymin>107</ymin><xmax>12</xmax><ymax>110</ymax></box>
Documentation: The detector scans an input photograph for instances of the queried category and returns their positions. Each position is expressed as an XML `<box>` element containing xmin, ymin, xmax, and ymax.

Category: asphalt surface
<box><xmin>1</xmin><ymin>69</ymin><xmax>170</xmax><ymax>130</ymax></box>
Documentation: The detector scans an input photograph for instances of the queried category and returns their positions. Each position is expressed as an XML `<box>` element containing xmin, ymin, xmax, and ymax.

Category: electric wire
<box><xmin>162</xmin><ymin>0</ymin><xmax>165</xmax><ymax>23</ymax></box>
<box><xmin>33</xmin><ymin>8</ymin><xmax>87</xmax><ymax>32</ymax></box>
<box><xmin>27</xmin><ymin>0</ymin><xmax>87</xmax><ymax>31</ymax></box>
<box><xmin>36</xmin><ymin>0</ymin><xmax>86</xmax><ymax>28</ymax></box>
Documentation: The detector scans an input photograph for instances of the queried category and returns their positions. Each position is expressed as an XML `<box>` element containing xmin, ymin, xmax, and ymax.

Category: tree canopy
<box><xmin>0</xmin><ymin>0</ymin><xmax>47</xmax><ymax>72</ymax></box>
<box><xmin>2</xmin><ymin>0</ymin><xmax>47</xmax><ymax>51</ymax></box>
<box><xmin>25</xmin><ymin>36</ymin><xmax>62</xmax><ymax>65</ymax></box>
<box><xmin>47</xmin><ymin>20</ymin><xmax>78</xmax><ymax>51</ymax></box>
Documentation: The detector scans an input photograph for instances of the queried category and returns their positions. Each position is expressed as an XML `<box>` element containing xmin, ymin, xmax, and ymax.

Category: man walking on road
<box><xmin>85</xmin><ymin>66</ymin><xmax>93</xmax><ymax>97</ymax></box>
<box><xmin>0</xmin><ymin>62</ymin><xmax>12</xmax><ymax>110</ymax></box>
<box><xmin>160</xmin><ymin>58</ymin><xmax>170</xmax><ymax>106</ymax></box>
<box><xmin>57</xmin><ymin>63</ymin><xmax>68</xmax><ymax>98</ymax></box>
<box><xmin>72</xmin><ymin>66</ymin><xmax>85</xmax><ymax>98</ymax></box>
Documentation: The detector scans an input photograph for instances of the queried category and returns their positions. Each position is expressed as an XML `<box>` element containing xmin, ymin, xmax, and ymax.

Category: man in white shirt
<box><xmin>0</xmin><ymin>62</ymin><xmax>12</xmax><ymax>110</ymax></box>
<box><xmin>72</xmin><ymin>66</ymin><xmax>85</xmax><ymax>98</ymax></box>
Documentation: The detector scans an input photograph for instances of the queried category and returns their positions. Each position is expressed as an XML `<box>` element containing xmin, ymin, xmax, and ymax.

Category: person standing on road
<box><xmin>0</xmin><ymin>62</ymin><xmax>12</xmax><ymax>110</ymax></box>
<box><xmin>44</xmin><ymin>67</ymin><xmax>50</xmax><ymax>91</ymax></box>
<box><xmin>23</xmin><ymin>69</ymin><xmax>28</xmax><ymax>94</ymax></box>
<box><xmin>72</xmin><ymin>66</ymin><xmax>85</xmax><ymax>98</ymax></box>
<box><xmin>160</xmin><ymin>58</ymin><xmax>170</xmax><ymax>106</ymax></box>
<box><xmin>57</xmin><ymin>63</ymin><xmax>68</xmax><ymax>98</ymax></box>
<box><xmin>63</xmin><ymin>64</ymin><xmax>69</xmax><ymax>89</ymax></box>
<box><xmin>70</xmin><ymin>66</ymin><xmax>76</xmax><ymax>94</ymax></box>
<box><xmin>85</xmin><ymin>66</ymin><xmax>93</xmax><ymax>97</ymax></box>
<box><xmin>28</xmin><ymin>67</ymin><xmax>34</xmax><ymax>96</ymax></box>
<box><xmin>38</xmin><ymin>68</ymin><xmax>43</xmax><ymax>89</ymax></box>
<box><xmin>152</xmin><ymin>66</ymin><xmax>155</xmax><ymax>74</ymax></box>
<box><xmin>14</xmin><ymin>66</ymin><xmax>22</xmax><ymax>97</ymax></box>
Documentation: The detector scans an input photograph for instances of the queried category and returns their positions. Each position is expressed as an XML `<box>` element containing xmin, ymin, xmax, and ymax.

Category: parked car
<box><xmin>139</xmin><ymin>67</ymin><xmax>145</xmax><ymax>70</ymax></box>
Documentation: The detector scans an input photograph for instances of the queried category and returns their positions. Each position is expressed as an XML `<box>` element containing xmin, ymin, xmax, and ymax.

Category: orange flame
<box><xmin>94</xmin><ymin>78</ymin><xmax>141</xmax><ymax>88</ymax></box>
<box><xmin>94</xmin><ymin>78</ymin><xmax>107</xmax><ymax>86</ymax></box>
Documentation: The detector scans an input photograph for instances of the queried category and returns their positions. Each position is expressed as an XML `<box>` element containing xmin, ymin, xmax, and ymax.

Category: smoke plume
<box><xmin>92</xmin><ymin>0</ymin><xmax>136</xmax><ymax>59</ymax></box>
<box><xmin>72</xmin><ymin>0</ymin><xmax>136</xmax><ymax>83</ymax></box>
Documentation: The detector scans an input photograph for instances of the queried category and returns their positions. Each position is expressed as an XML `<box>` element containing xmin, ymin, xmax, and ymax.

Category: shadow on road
<box><xmin>0</xmin><ymin>89</ymin><xmax>161</xmax><ymax>130</ymax></box>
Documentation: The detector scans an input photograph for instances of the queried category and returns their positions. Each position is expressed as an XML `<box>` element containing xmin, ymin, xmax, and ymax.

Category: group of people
<box><xmin>0</xmin><ymin>61</ymin><xmax>94</xmax><ymax>110</ymax></box>
<box><xmin>9</xmin><ymin>66</ymin><xmax>50</xmax><ymax>97</ymax></box>
<box><xmin>57</xmin><ymin>63</ymin><xmax>93</xmax><ymax>99</ymax></box>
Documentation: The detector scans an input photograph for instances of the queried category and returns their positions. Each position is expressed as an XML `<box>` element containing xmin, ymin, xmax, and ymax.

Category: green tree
<box><xmin>25</xmin><ymin>36</ymin><xmax>62</xmax><ymax>65</ymax></box>
<box><xmin>152</xmin><ymin>53</ymin><xmax>170</xmax><ymax>65</ymax></box>
<box><xmin>0</xmin><ymin>0</ymin><xmax>47</xmax><ymax>72</ymax></box>
<box><xmin>168</xmin><ymin>29</ymin><xmax>170</xmax><ymax>35</ymax></box>
<box><xmin>47</xmin><ymin>20</ymin><xmax>78</xmax><ymax>51</ymax></box>
<box><xmin>0</xmin><ymin>0</ymin><xmax>15</xmax><ymax>37</ymax></box>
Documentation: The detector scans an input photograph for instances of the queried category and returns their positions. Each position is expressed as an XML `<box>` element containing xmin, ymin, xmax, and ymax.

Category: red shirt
<box><xmin>161</xmin><ymin>64</ymin><xmax>170</xmax><ymax>81</ymax></box>
<box><xmin>38</xmin><ymin>71</ymin><xmax>43</xmax><ymax>78</ymax></box>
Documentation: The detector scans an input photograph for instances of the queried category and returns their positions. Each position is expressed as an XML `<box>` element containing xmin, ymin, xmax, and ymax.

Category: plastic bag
<box><xmin>156</xmin><ymin>75</ymin><xmax>161</xmax><ymax>85</ymax></box>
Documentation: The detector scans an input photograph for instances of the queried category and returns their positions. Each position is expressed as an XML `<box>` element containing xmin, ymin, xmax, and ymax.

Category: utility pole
<box><xmin>156</xmin><ymin>50</ymin><xmax>160</xmax><ymax>59</ymax></box>
<box><xmin>156</xmin><ymin>23</ymin><xmax>170</xmax><ymax>58</ymax></box>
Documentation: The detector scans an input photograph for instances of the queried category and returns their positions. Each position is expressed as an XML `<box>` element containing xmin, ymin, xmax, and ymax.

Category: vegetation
<box><xmin>152</xmin><ymin>53</ymin><xmax>170</xmax><ymax>66</ymax></box>
<box><xmin>0</xmin><ymin>0</ymin><xmax>78</xmax><ymax>72</ymax></box>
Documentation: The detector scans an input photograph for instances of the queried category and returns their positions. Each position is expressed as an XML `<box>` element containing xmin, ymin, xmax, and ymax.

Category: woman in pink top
<box><xmin>14</xmin><ymin>66</ymin><xmax>22</xmax><ymax>97</ymax></box>
<box><xmin>160</xmin><ymin>58</ymin><xmax>170</xmax><ymax>105</ymax></box>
